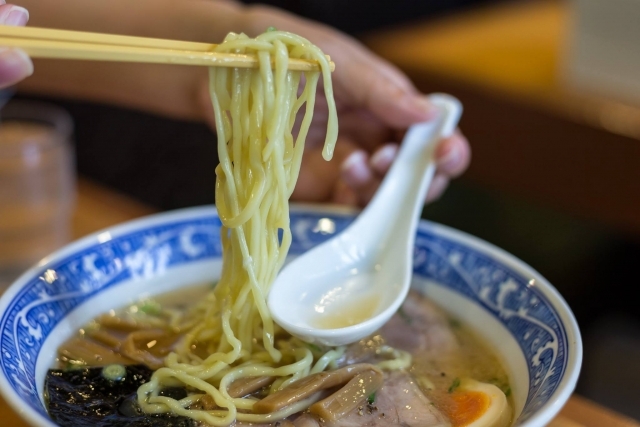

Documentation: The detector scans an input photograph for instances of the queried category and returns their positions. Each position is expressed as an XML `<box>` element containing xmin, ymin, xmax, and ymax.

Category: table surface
<box><xmin>1</xmin><ymin>179</ymin><xmax>638</xmax><ymax>426</ymax></box>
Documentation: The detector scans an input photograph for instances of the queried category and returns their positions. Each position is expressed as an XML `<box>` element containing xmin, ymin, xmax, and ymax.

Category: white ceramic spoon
<box><xmin>268</xmin><ymin>94</ymin><xmax>462</xmax><ymax>346</ymax></box>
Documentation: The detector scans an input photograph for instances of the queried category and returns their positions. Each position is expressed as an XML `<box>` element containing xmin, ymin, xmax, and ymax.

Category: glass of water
<box><xmin>0</xmin><ymin>100</ymin><xmax>74</xmax><ymax>290</ymax></box>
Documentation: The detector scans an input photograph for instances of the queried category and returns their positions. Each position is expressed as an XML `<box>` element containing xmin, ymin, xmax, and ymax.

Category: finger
<box><xmin>0</xmin><ymin>4</ymin><xmax>29</xmax><ymax>26</ymax></box>
<box><xmin>425</xmin><ymin>174</ymin><xmax>449</xmax><ymax>204</ymax></box>
<box><xmin>434</xmin><ymin>129</ymin><xmax>471</xmax><ymax>179</ymax></box>
<box><xmin>340</xmin><ymin>150</ymin><xmax>381</xmax><ymax>206</ymax></box>
<box><xmin>0</xmin><ymin>5</ymin><xmax>33</xmax><ymax>89</ymax></box>
<box><xmin>369</xmin><ymin>143</ymin><xmax>398</xmax><ymax>176</ymax></box>
<box><xmin>0</xmin><ymin>48</ymin><xmax>33</xmax><ymax>89</ymax></box>
<box><xmin>370</xmin><ymin>130</ymin><xmax>470</xmax><ymax>179</ymax></box>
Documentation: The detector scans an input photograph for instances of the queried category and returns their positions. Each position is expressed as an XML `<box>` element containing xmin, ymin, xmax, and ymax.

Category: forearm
<box><xmin>13</xmin><ymin>0</ymin><xmax>247</xmax><ymax>121</ymax></box>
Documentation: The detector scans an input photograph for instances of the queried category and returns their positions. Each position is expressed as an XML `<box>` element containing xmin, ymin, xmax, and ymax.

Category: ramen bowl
<box><xmin>0</xmin><ymin>205</ymin><xmax>581</xmax><ymax>426</ymax></box>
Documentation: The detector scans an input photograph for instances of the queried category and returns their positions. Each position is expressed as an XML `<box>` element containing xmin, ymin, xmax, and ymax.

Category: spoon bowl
<box><xmin>268</xmin><ymin>93</ymin><xmax>463</xmax><ymax>346</ymax></box>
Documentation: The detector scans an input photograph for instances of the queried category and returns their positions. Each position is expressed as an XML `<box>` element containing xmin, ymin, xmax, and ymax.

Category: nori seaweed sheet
<box><xmin>46</xmin><ymin>365</ymin><xmax>195</xmax><ymax>427</ymax></box>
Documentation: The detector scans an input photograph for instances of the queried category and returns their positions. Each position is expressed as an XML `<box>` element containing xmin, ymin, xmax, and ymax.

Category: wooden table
<box><xmin>365</xmin><ymin>0</ymin><xmax>640</xmax><ymax>235</ymax></box>
<box><xmin>70</xmin><ymin>178</ymin><xmax>156</xmax><ymax>239</ymax></box>
<box><xmin>0</xmin><ymin>179</ymin><xmax>637</xmax><ymax>426</ymax></box>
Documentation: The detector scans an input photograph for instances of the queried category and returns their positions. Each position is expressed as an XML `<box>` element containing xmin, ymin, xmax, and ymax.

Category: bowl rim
<box><xmin>0</xmin><ymin>203</ymin><xmax>582</xmax><ymax>427</ymax></box>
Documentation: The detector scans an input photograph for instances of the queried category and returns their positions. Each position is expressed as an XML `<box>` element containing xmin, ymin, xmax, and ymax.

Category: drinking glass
<box><xmin>0</xmin><ymin>100</ymin><xmax>75</xmax><ymax>290</ymax></box>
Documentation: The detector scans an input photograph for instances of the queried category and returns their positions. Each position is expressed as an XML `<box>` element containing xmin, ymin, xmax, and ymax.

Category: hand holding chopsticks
<box><xmin>0</xmin><ymin>25</ymin><xmax>334</xmax><ymax>72</ymax></box>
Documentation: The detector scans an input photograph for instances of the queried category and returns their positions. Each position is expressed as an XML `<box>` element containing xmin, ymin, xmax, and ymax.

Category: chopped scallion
<box><xmin>448</xmin><ymin>377</ymin><xmax>461</xmax><ymax>393</ymax></box>
<box><xmin>306</xmin><ymin>343</ymin><xmax>322</xmax><ymax>353</ymax></box>
<box><xmin>397</xmin><ymin>307</ymin><xmax>412</xmax><ymax>324</ymax></box>
<box><xmin>102</xmin><ymin>364</ymin><xmax>126</xmax><ymax>382</ymax></box>
<box><xmin>448</xmin><ymin>318</ymin><xmax>461</xmax><ymax>329</ymax></box>
<box><xmin>139</xmin><ymin>301</ymin><xmax>161</xmax><ymax>316</ymax></box>
<box><xmin>367</xmin><ymin>392</ymin><xmax>376</xmax><ymax>404</ymax></box>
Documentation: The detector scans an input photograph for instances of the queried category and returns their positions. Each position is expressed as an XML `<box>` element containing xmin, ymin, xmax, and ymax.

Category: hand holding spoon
<box><xmin>268</xmin><ymin>94</ymin><xmax>462</xmax><ymax>346</ymax></box>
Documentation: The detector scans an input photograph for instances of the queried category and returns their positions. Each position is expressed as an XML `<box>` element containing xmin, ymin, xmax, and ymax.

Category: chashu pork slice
<box><xmin>292</xmin><ymin>371</ymin><xmax>450</xmax><ymax>427</ymax></box>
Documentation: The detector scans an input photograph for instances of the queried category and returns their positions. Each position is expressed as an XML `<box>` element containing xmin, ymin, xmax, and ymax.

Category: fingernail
<box><xmin>370</xmin><ymin>144</ymin><xmax>398</xmax><ymax>173</ymax></box>
<box><xmin>437</xmin><ymin>141</ymin><xmax>462</xmax><ymax>170</ymax></box>
<box><xmin>341</xmin><ymin>151</ymin><xmax>372</xmax><ymax>185</ymax></box>
<box><xmin>0</xmin><ymin>6</ymin><xmax>29</xmax><ymax>26</ymax></box>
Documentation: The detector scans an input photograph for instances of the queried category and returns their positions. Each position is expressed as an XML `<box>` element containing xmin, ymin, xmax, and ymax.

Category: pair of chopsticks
<box><xmin>0</xmin><ymin>25</ymin><xmax>334</xmax><ymax>71</ymax></box>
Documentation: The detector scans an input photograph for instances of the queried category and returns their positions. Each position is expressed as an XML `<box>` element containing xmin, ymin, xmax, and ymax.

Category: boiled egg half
<box><xmin>439</xmin><ymin>379</ymin><xmax>511</xmax><ymax>427</ymax></box>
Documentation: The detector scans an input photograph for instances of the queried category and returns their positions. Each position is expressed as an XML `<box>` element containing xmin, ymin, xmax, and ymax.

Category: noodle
<box><xmin>136</xmin><ymin>30</ymin><xmax>339</xmax><ymax>425</ymax></box>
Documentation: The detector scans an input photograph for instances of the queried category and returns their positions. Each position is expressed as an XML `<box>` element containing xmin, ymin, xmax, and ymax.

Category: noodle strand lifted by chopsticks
<box><xmin>137</xmin><ymin>30</ymin><xmax>338</xmax><ymax>426</ymax></box>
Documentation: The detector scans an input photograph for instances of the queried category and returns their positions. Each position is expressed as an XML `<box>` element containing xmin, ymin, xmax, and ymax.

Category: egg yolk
<box><xmin>438</xmin><ymin>390</ymin><xmax>490</xmax><ymax>427</ymax></box>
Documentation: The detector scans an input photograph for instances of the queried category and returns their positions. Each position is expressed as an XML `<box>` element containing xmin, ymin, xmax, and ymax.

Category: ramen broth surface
<box><xmin>412</xmin><ymin>319</ymin><xmax>511</xmax><ymax>412</ymax></box>
<box><xmin>51</xmin><ymin>285</ymin><xmax>512</xmax><ymax>426</ymax></box>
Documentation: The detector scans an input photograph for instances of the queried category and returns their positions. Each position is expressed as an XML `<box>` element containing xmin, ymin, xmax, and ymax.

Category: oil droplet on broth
<box><xmin>313</xmin><ymin>294</ymin><xmax>380</xmax><ymax>329</ymax></box>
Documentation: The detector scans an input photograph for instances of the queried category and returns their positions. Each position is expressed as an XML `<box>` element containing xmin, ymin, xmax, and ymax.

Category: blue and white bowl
<box><xmin>0</xmin><ymin>205</ymin><xmax>581</xmax><ymax>426</ymax></box>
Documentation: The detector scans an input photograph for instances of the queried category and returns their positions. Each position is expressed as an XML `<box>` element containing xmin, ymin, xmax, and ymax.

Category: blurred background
<box><xmin>12</xmin><ymin>0</ymin><xmax>640</xmax><ymax>420</ymax></box>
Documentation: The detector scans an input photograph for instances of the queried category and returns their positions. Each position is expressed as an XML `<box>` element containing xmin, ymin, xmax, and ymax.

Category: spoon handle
<box><xmin>429</xmin><ymin>93</ymin><xmax>462</xmax><ymax>140</ymax></box>
<box><xmin>352</xmin><ymin>94</ymin><xmax>462</xmax><ymax>248</ymax></box>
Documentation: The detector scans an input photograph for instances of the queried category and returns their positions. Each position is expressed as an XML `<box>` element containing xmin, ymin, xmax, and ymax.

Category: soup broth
<box><xmin>47</xmin><ymin>285</ymin><xmax>512</xmax><ymax>427</ymax></box>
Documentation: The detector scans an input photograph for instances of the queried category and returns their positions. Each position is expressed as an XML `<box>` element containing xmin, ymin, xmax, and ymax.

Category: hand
<box><xmin>292</xmin><ymin>31</ymin><xmax>471</xmax><ymax>207</ymax></box>
<box><xmin>292</xmin><ymin>88</ymin><xmax>470</xmax><ymax>207</ymax></box>
<box><xmin>0</xmin><ymin>2</ymin><xmax>32</xmax><ymax>89</ymax></box>
<box><xmin>242</xmin><ymin>6</ymin><xmax>471</xmax><ymax>207</ymax></box>
<box><xmin>9</xmin><ymin>0</ymin><xmax>469</xmax><ymax>207</ymax></box>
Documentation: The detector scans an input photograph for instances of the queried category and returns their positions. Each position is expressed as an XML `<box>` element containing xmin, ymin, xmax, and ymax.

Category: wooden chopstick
<box><xmin>0</xmin><ymin>25</ymin><xmax>216</xmax><ymax>51</ymax></box>
<box><xmin>0</xmin><ymin>26</ymin><xmax>334</xmax><ymax>71</ymax></box>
